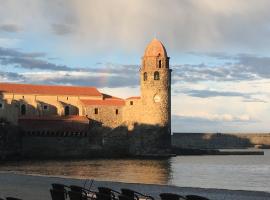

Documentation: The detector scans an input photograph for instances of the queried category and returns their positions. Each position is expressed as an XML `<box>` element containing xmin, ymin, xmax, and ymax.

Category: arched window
<box><xmin>64</xmin><ymin>106</ymin><xmax>70</xmax><ymax>116</ymax></box>
<box><xmin>154</xmin><ymin>71</ymin><xmax>160</xmax><ymax>80</ymax></box>
<box><xmin>21</xmin><ymin>104</ymin><xmax>26</xmax><ymax>115</ymax></box>
<box><xmin>143</xmin><ymin>72</ymin><xmax>147</xmax><ymax>81</ymax></box>
<box><xmin>159</xmin><ymin>60</ymin><xmax>162</xmax><ymax>68</ymax></box>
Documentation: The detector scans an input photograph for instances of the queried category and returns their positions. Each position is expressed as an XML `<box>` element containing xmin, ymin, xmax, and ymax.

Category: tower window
<box><xmin>0</xmin><ymin>102</ymin><xmax>3</xmax><ymax>109</ymax></box>
<box><xmin>159</xmin><ymin>60</ymin><xmax>162</xmax><ymax>68</ymax></box>
<box><xmin>21</xmin><ymin>104</ymin><xmax>26</xmax><ymax>115</ymax></box>
<box><xmin>64</xmin><ymin>106</ymin><xmax>70</xmax><ymax>116</ymax></box>
<box><xmin>94</xmin><ymin>108</ymin><xmax>98</xmax><ymax>114</ymax></box>
<box><xmin>154</xmin><ymin>71</ymin><xmax>160</xmax><ymax>80</ymax></box>
<box><xmin>116</xmin><ymin>109</ymin><xmax>119</xmax><ymax>115</ymax></box>
<box><xmin>130</xmin><ymin>101</ymin><xmax>133</xmax><ymax>105</ymax></box>
<box><xmin>143</xmin><ymin>72</ymin><xmax>147</xmax><ymax>81</ymax></box>
<box><xmin>43</xmin><ymin>105</ymin><xmax>48</xmax><ymax>110</ymax></box>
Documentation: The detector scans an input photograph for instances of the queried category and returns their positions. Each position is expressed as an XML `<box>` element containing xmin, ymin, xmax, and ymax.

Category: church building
<box><xmin>0</xmin><ymin>38</ymin><xmax>172</xmax><ymax>156</ymax></box>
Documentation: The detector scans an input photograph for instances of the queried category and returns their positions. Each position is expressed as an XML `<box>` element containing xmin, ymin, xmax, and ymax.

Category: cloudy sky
<box><xmin>1</xmin><ymin>0</ymin><xmax>270</xmax><ymax>133</ymax></box>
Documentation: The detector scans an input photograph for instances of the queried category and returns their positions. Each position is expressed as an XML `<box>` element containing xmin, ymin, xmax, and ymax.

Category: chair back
<box><xmin>6</xmin><ymin>198</ymin><xmax>23</xmax><ymax>200</ymax></box>
<box><xmin>186</xmin><ymin>195</ymin><xmax>209</xmax><ymax>200</ymax></box>
<box><xmin>50</xmin><ymin>189</ymin><xmax>66</xmax><ymax>200</ymax></box>
<box><xmin>98</xmin><ymin>187</ymin><xmax>112</xmax><ymax>195</ymax></box>
<box><xmin>68</xmin><ymin>190</ymin><xmax>88</xmax><ymax>200</ymax></box>
<box><xmin>160</xmin><ymin>193</ymin><xmax>184</xmax><ymax>200</ymax></box>
<box><xmin>52</xmin><ymin>183</ymin><xmax>67</xmax><ymax>191</ymax></box>
<box><xmin>118</xmin><ymin>194</ymin><xmax>134</xmax><ymax>200</ymax></box>
<box><xmin>96</xmin><ymin>192</ymin><xmax>112</xmax><ymax>200</ymax></box>
<box><xmin>121</xmin><ymin>189</ymin><xmax>135</xmax><ymax>198</ymax></box>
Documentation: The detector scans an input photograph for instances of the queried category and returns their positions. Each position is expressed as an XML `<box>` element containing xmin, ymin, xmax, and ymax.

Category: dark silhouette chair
<box><xmin>118</xmin><ymin>194</ymin><xmax>134</xmax><ymax>200</ymax></box>
<box><xmin>186</xmin><ymin>195</ymin><xmax>209</xmax><ymax>200</ymax></box>
<box><xmin>51</xmin><ymin>183</ymin><xmax>70</xmax><ymax>200</ymax></box>
<box><xmin>160</xmin><ymin>193</ymin><xmax>186</xmax><ymax>200</ymax></box>
<box><xmin>6</xmin><ymin>198</ymin><xmax>22</xmax><ymax>200</ymax></box>
<box><xmin>68</xmin><ymin>190</ymin><xmax>88</xmax><ymax>200</ymax></box>
<box><xmin>98</xmin><ymin>187</ymin><xmax>120</xmax><ymax>200</ymax></box>
<box><xmin>121</xmin><ymin>188</ymin><xmax>154</xmax><ymax>200</ymax></box>
<box><xmin>96</xmin><ymin>192</ymin><xmax>113</xmax><ymax>200</ymax></box>
<box><xmin>50</xmin><ymin>189</ymin><xmax>67</xmax><ymax>200</ymax></box>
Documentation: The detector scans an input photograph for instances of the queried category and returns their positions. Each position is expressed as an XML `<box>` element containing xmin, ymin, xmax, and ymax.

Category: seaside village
<box><xmin>1</xmin><ymin>39</ymin><xmax>269</xmax><ymax>200</ymax></box>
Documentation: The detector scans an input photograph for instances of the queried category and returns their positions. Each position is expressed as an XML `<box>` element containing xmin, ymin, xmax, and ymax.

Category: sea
<box><xmin>0</xmin><ymin>149</ymin><xmax>269</xmax><ymax>192</ymax></box>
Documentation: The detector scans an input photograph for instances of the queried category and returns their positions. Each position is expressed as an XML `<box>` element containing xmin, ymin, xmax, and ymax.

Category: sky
<box><xmin>1</xmin><ymin>0</ymin><xmax>270</xmax><ymax>133</ymax></box>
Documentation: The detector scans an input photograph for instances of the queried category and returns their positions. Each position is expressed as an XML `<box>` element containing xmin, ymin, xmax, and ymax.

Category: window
<box><xmin>116</xmin><ymin>109</ymin><xmax>119</xmax><ymax>115</ymax></box>
<box><xmin>159</xmin><ymin>60</ymin><xmax>162</xmax><ymax>68</ymax></box>
<box><xmin>64</xmin><ymin>106</ymin><xmax>70</xmax><ymax>116</ymax></box>
<box><xmin>21</xmin><ymin>104</ymin><xmax>26</xmax><ymax>115</ymax></box>
<box><xmin>154</xmin><ymin>71</ymin><xmax>160</xmax><ymax>80</ymax></box>
<box><xmin>0</xmin><ymin>102</ymin><xmax>3</xmax><ymax>109</ymax></box>
<box><xmin>143</xmin><ymin>72</ymin><xmax>147</xmax><ymax>81</ymax></box>
<box><xmin>66</xmin><ymin>97</ymin><xmax>69</xmax><ymax>100</ymax></box>
<box><xmin>43</xmin><ymin>105</ymin><xmax>48</xmax><ymax>110</ymax></box>
<box><xmin>130</xmin><ymin>101</ymin><xmax>133</xmax><ymax>105</ymax></box>
<box><xmin>94</xmin><ymin>108</ymin><xmax>98</xmax><ymax>114</ymax></box>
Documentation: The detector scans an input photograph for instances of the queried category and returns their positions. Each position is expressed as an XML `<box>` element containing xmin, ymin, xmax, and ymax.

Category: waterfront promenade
<box><xmin>0</xmin><ymin>172</ymin><xmax>269</xmax><ymax>200</ymax></box>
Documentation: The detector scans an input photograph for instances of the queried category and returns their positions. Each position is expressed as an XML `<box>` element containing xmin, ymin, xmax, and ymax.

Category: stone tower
<box><xmin>140</xmin><ymin>38</ymin><xmax>172</xmax><ymax>149</ymax></box>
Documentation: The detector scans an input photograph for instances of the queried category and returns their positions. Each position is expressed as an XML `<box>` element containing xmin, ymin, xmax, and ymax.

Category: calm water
<box><xmin>0</xmin><ymin>150</ymin><xmax>270</xmax><ymax>192</ymax></box>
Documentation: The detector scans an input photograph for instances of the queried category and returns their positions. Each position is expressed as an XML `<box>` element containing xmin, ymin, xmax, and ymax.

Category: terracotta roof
<box><xmin>81</xmin><ymin>98</ymin><xmax>125</xmax><ymax>106</ymax></box>
<box><xmin>19</xmin><ymin>115</ymin><xmax>89</xmax><ymax>122</ymax></box>
<box><xmin>126</xmin><ymin>96</ymin><xmax>141</xmax><ymax>100</ymax></box>
<box><xmin>0</xmin><ymin>82</ymin><xmax>101</xmax><ymax>97</ymax></box>
<box><xmin>144</xmin><ymin>38</ymin><xmax>167</xmax><ymax>57</ymax></box>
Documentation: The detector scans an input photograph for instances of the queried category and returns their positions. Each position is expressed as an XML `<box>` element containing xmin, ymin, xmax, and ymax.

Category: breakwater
<box><xmin>172</xmin><ymin>133</ymin><xmax>270</xmax><ymax>149</ymax></box>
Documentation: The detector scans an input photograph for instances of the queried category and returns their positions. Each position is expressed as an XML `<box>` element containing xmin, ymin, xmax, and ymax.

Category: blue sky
<box><xmin>1</xmin><ymin>0</ymin><xmax>270</xmax><ymax>133</ymax></box>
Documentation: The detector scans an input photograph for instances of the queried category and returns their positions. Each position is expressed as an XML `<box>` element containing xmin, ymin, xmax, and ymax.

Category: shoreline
<box><xmin>0</xmin><ymin>172</ymin><xmax>270</xmax><ymax>200</ymax></box>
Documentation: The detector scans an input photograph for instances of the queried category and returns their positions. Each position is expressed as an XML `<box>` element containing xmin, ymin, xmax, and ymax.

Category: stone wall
<box><xmin>0</xmin><ymin>121</ymin><xmax>21</xmax><ymax>160</ymax></box>
<box><xmin>172</xmin><ymin>133</ymin><xmax>270</xmax><ymax>149</ymax></box>
<box><xmin>85</xmin><ymin>105</ymin><xmax>123</xmax><ymax>128</ymax></box>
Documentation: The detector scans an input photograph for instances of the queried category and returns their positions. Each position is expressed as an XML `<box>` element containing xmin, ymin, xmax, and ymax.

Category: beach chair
<box><xmin>121</xmin><ymin>188</ymin><xmax>154</xmax><ymax>200</ymax></box>
<box><xmin>160</xmin><ymin>193</ymin><xmax>186</xmax><ymax>200</ymax></box>
<box><xmin>69</xmin><ymin>185</ymin><xmax>96</xmax><ymax>200</ymax></box>
<box><xmin>50</xmin><ymin>189</ymin><xmax>67</xmax><ymax>200</ymax></box>
<box><xmin>6</xmin><ymin>198</ymin><xmax>22</xmax><ymax>200</ymax></box>
<box><xmin>98</xmin><ymin>187</ymin><xmax>120</xmax><ymax>200</ymax></box>
<box><xmin>185</xmin><ymin>195</ymin><xmax>209</xmax><ymax>200</ymax></box>
<box><xmin>68</xmin><ymin>190</ymin><xmax>89</xmax><ymax>200</ymax></box>
<box><xmin>95</xmin><ymin>192</ymin><xmax>114</xmax><ymax>200</ymax></box>
<box><xmin>51</xmin><ymin>183</ymin><xmax>70</xmax><ymax>200</ymax></box>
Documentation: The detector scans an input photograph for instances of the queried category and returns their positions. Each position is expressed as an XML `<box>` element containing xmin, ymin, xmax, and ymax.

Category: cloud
<box><xmin>180</xmin><ymin>89</ymin><xmax>251</xmax><ymax>98</ymax></box>
<box><xmin>171</xmin><ymin>114</ymin><xmax>258</xmax><ymax>133</ymax></box>
<box><xmin>0</xmin><ymin>47</ymin><xmax>72</xmax><ymax>71</ymax></box>
<box><xmin>0</xmin><ymin>71</ymin><xmax>24</xmax><ymax>82</ymax></box>
<box><xmin>2</xmin><ymin>0</ymin><xmax>270</xmax><ymax>52</ymax></box>
<box><xmin>0</xmin><ymin>24</ymin><xmax>22</xmax><ymax>33</ymax></box>
<box><xmin>51</xmin><ymin>24</ymin><xmax>74</xmax><ymax>35</ymax></box>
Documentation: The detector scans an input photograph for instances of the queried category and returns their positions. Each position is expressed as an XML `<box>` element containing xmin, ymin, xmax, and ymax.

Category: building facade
<box><xmin>0</xmin><ymin>38</ymin><xmax>172</xmax><ymax>156</ymax></box>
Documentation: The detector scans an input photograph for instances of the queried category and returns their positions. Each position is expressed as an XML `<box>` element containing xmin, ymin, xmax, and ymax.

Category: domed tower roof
<box><xmin>144</xmin><ymin>38</ymin><xmax>167</xmax><ymax>57</ymax></box>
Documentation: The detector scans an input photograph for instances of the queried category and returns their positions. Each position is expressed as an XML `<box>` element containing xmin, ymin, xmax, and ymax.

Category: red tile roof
<box><xmin>19</xmin><ymin>115</ymin><xmax>89</xmax><ymax>122</ymax></box>
<box><xmin>0</xmin><ymin>82</ymin><xmax>101</xmax><ymax>97</ymax></box>
<box><xmin>126</xmin><ymin>96</ymin><xmax>141</xmax><ymax>100</ymax></box>
<box><xmin>81</xmin><ymin>98</ymin><xmax>125</xmax><ymax>106</ymax></box>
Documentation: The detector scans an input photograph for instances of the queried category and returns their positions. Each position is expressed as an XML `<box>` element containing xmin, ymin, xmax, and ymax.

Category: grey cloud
<box><xmin>0</xmin><ymin>47</ymin><xmax>73</xmax><ymax>71</ymax></box>
<box><xmin>0</xmin><ymin>71</ymin><xmax>24</xmax><ymax>82</ymax></box>
<box><xmin>172</xmin><ymin>115</ymin><xmax>258</xmax><ymax>133</ymax></box>
<box><xmin>177</xmin><ymin>89</ymin><xmax>267</xmax><ymax>103</ymax></box>
<box><xmin>34</xmin><ymin>74</ymin><xmax>138</xmax><ymax>88</ymax></box>
<box><xmin>0</xmin><ymin>24</ymin><xmax>22</xmax><ymax>33</ymax></box>
<box><xmin>181</xmin><ymin>89</ymin><xmax>251</xmax><ymax>98</ymax></box>
<box><xmin>51</xmin><ymin>24</ymin><xmax>74</xmax><ymax>35</ymax></box>
<box><xmin>3</xmin><ymin>0</ymin><xmax>270</xmax><ymax>52</ymax></box>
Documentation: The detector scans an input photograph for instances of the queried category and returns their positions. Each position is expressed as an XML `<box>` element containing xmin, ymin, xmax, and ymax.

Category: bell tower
<box><xmin>140</xmin><ymin>38</ymin><xmax>172</xmax><ymax>137</ymax></box>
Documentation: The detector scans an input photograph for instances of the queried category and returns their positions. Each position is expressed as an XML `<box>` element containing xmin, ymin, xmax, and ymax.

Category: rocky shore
<box><xmin>0</xmin><ymin>172</ymin><xmax>269</xmax><ymax>200</ymax></box>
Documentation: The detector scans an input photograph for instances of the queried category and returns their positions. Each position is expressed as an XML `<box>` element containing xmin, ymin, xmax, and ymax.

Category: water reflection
<box><xmin>0</xmin><ymin>159</ymin><xmax>172</xmax><ymax>184</ymax></box>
